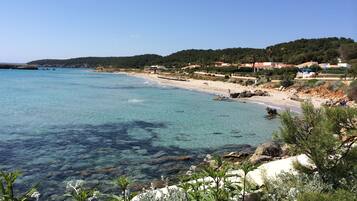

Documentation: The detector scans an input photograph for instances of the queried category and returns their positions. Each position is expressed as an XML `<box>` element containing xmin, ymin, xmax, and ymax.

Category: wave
<box><xmin>128</xmin><ymin>99</ymin><xmax>144</xmax><ymax>103</ymax></box>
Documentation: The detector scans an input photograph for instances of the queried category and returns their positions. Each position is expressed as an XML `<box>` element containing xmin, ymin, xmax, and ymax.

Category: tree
<box><xmin>348</xmin><ymin>63</ymin><xmax>357</xmax><ymax>79</ymax></box>
<box><xmin>277</xmin><ymin>102</ymin><xmax>357</xmax><ymax>187</ymax></box>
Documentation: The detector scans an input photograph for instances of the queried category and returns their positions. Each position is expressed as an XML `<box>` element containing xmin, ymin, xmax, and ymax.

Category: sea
<box><xmin>0</xmin><ymin>68</ymin><xmax>279</xmax><ymax>200</ymax></box>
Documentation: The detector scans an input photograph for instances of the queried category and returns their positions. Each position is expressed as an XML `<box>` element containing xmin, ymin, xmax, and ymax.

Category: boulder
<box><xmin>230</xmin><ymin>93</ymin><xmax>240</xmax><ymax>98</ymax></box>
<box><xmin>223</xmin><ymin>151</ymin><xmax>251</xmax><ymax>162</ymax></box>
<box><xmin>239</xmin><ymin>90</ymin><xmax>254</xmax><ymax>98</ymax></box>
<box><xmin>290</xmin><ymin>94</ymin><xmax>304</xmax><ymax>102</ymax></box>
<box><xmin>254</xmin><ymin>90</ymin><xmax>269</xmax><ymax>96</ymax></box>
<box><xmin>254</xmin><ymin>141</ymin><xmax>282</xmax><ymax>157</ymax></box>
<box><xmin>150</xmin><ymin>179</ymin><xmax>166</xmax><ymax>189</ymax></box>
<box><xmin>265</xmin><ymin>107</ymin><xmax>278</xmax><ymax>120</ymax></box>
<box><xmin>249</xmin><ymin>141</ymin><xmax>283</xmax><ymax>164</ymax></box>
<box><xmin>249</xmin><ymin>155</ymin><xmax>273</xmax><ymax>164</ymax></box>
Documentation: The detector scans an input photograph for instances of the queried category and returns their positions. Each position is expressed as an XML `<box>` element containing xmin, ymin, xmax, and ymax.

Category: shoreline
<box><xmin>120</xmin><ymin>72</ymin><xmax>329</xmax><ymax>113</ymax></box>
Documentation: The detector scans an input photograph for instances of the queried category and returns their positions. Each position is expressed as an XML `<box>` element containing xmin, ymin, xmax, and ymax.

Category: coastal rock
<box><xmin>290</xmin><ymin>94</ymin><xmax>304</xmax><ymax>102</ymax></box>
<box><xmin>131</xmin><ymin>182</ymin><xmax>148</xmax><ymax>192</ymax></box>
<box><xmin>150</xmin><ymin>179</ymin><xmax>167</xmax><ymax>189</ymax></box>
<box><xmin>239</xmin><ymin>90</ymin><xmax>253</xmax><ymax>98</ymax></box>
<box><xmin>249</xmin><ymin>141</ymin><xmax>283</xmax><ymax>164</ymax></box>
<box><xmin>223</xmin><ymin>151</ymin><xmax>250</xmax><ymax>162</ymax></box>
<box><xmin>249</xmin><ymin>155</ymin><xmax>273</xmax><ymax>164</ymax></box>
<box><xmin>265</xmin><ymin>107</ymin><xmax>278</xmax><ymax>120</ymax></box>
<box><xmin>230</xmin><ymin>90</ymin><xmax>269</xmax><ymax>99</ymax></box>
<box><xmin>254</xmin><ymin>141</ymin><xmax>282</xmax><ymax>157</ymax></box>
<box><xmin>254</xmin><ymin>90</ymin><xmax>269</xmax><ymax>96</ymax></box>
<box><xmin>150</xmin><ymin>155</ymin><xmax>192</xmax><ymax>164</ymax></box>
<box><xmin>213</xmin><ymin>95</ymin><xmax>231</xmax><ymax>101</ymax></box>
<box><xmin>229</xmin><ymin>93</ymin><xmax>240</xmax><ymax>98</ymax></box>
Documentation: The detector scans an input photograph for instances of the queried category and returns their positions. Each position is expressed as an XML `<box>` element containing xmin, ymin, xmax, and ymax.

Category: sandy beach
<box><xmin>121</xmin><ymin>72</ymin><xmax>329</xmax><ymax>113</ymax></box>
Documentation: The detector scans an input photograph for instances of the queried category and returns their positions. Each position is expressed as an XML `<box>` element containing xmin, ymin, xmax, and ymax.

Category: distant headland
<box><xmin>0</xmin><ymin>63</ymin><xmax>38</xmax><ymax>70</ymax></box>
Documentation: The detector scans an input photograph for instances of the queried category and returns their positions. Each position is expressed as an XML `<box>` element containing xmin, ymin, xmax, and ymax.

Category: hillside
<box><xmin>29</xmin><ymin>37</ymin><xmax>356</xmax><ymax>68</ymax></box>
<box><xmin>28</xmin><ymin>54</ymin><xmax>162</xmax><ymax>68</ymax></box>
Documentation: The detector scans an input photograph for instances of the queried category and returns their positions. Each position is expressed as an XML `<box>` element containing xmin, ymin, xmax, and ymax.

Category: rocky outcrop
<box><xmin>249</xmin><ymin>141</ymin><xmax>283</xmax><ymax>164</ymax></box>
<box><xmin>132</xmin><ymin>154</ymin><xmax>315</xmax><ymax>201</ymax></box>
<box><xmin>223</xmin><ymin>151</ymin><xmax>252</xmax><ymax>162</ymax></box>
<box><xmin>265</xmin><ymin>107</ymin><xmax>278</xmax><ymax>119</ymax></box>
<box><xmin>230</xmin><ymin>90</ymin><xmax>269</xmax><ymax>99</ymax></box>
<box><xmin>290</xmin><ymin>94</ymin><xmax>304</xmax><ymax>102</ymax></box>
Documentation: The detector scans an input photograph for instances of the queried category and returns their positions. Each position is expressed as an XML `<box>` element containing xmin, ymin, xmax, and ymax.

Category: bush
<box><xmin>327</xmin><ymin>81</ymin><xmax>345</xmax><ymax>92</ymax></box>
<box><xmin>261</xmin><ymin>172</ymin><xmax>331</xmax><ymax>201</ymax></box>
<box><xmin>303</xmin><ymin>79</ymin><xmax>325</xmax><ymax>88</ymax></box>
<box><xmin>347</xmin><ymin>80</ymin><xmax>357</xmax><ymax>101</ymax></box>
<box><xmin>297</xmin><ymin>189</ymin><xmax>357</xmax><ymax>201</ymax></box>
<box><xmin>277</xmin><ymin>103</ymin><xmax>357</xmax><ymax>187</ymax></box>
<box><xmin>280</xmin><ymin>78</ymin><xmax>294</xmax><ymax>88</ymax></box>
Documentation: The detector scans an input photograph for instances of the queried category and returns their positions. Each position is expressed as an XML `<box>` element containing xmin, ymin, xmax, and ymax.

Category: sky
<box><xmin>0</xmin><ymin>0</ymin><xmax>356</xmax><ymax>63</ymax></box>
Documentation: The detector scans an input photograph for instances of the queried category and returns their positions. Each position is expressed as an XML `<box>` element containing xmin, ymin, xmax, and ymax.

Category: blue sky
<box><xmin>0</xmin><ymin>0</ymin><xmax>356</xmax><ymax>63</ymax></box>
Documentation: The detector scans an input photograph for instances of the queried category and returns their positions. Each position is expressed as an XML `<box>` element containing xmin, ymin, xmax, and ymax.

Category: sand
<box><xmin>123</xmin><ymin>72</ymin><xmax>329</xmax><ymax>112</ymax></box>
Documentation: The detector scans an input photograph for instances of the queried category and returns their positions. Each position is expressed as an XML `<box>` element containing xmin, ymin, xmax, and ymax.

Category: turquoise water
<box><xmin>0</xmin><ymin>68</ymin><xmax>279</xmax><ymax>199</ymax></box>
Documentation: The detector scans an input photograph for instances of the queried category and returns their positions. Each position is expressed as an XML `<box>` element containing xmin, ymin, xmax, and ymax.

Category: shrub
<box><xmin>303</xmin><ymin>79</ymin><xmax>325</xmax><ymax>88</ymax></box>
<box><xmin>0</xmin><ymin>170</ymin><xmax>39</xmax><ymax>201</ymax></box>
<box><xmin>137</xmin><ymin>188</ymin><xmax>187</xmax><ymax>201</ymax></box>
<box><xmin>261</xmin><ymin>172</ymin><xmax>332</xmax><ymax>201</ymax></box>
<box><xmin>280</xmin><ymin>78</ymin><xmax>294</xmax><ymax>88</ymax></box>
<box><xmin>277</xmin><ymin>102</ymin><xmax>357</xmax><ymax>187</ymax></box>
<box><xmin>347</xmin><ymin>80</ymin><xmax>357</xmax><ymax>101</ymax></box>
<box><xmin>327</xmin><ymin>81</ymin><xmax>345</xmax><ymax>92</ymax></box>
<box><xmin>297</xmin><ymin>189</ymin><xmax>357</xmax><ymax>201</ymax></box>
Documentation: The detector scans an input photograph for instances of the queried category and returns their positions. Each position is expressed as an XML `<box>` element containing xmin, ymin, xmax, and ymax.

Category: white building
<box><xmin>214</xmin><ymin>62</ymin><xmax>231</xmax><ymax>67</ymax></box>
<box><xmin>338</xmin><ymin>63</ymin><xmax>351</xmax><ymax>68</ymax></box>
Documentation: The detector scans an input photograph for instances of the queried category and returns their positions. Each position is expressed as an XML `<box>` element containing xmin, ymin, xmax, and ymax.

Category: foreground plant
<box><xmin>0</xmin><ymin>170</ymin><xmax>39</xmax><ymax>201</ymax></box>
<box><xmin>277</xmin><ymin>102</ymin><xmax>357</xmax><ymax>188</ymax></box>
<box><xmin>239</xmin><ymin>161</ymin><xmax>256</xmax><ymax>201</ymax></box>
<box><xmin>66</xmin><ymin>180</ymin><xmax>98</xmax><ymax>201</ymax></box>
<box><xmin>179</xmin><ymin>156</ymin><xmax>257</xmax><ymax>201</ymax></box>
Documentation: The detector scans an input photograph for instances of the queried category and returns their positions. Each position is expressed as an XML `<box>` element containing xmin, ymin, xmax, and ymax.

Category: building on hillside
<box><xmin>319</xmin><ymin>63</ymin><xmax>351</xmax><ymax>68</ymax></box>
<box><xmin>338</xmin><ymin>63</ymin><xmax>352</xmax><ymax>68</ymax></box>
<box><xmin>254</xmin><ymin>62</ymin><xmax>293</xmax><ymax>69</ymax></box>
<box><xmin>213</xmin><ymin>61</ymin><xmax>231</xmax><ymax>67</ymax></box>
<box><xmin>181</xmin><ymin>64</ymin><xmax>201</xmax><ymax>70</ymax></box>
<box><xmin>144</xmin><ymin>65</ymin><xmax>167</xmax><ymax>73</ymax></box>
<box><xmin>241</xmin><ymin>63</ymin><xmax>254</xmax><ymax>67</ymax></box>
<box><xmin>297</xmin><ymin>61</ymin><xmax>318</xmax><ymax>68</ymax></box>
<box><xmin>296</xmin><ymin>68</ymin><xmax>317</xmax><ymax>78</ymax></box>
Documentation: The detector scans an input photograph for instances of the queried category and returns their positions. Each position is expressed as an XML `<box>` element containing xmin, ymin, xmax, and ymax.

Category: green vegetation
<box><xmin>347</xmin><ymin>80</ymin><xmax>357</xmax><ymax>101</ymax></box>
<box><xmin>348</xmin><ymin>63</ymin><xmax>357</xmax><ymax>79</ymax></box>
<box><xmin>279</xmin><ymin>74</ymin><xmax>294</xmax><ymax>88</ymax></box>
<box><xmin>268</xmin><ymin>37</ymin><xmax>354</xmax><ymax>64</ymax></box>
<box><xmin>179</xmin><ymin>156</ymin><xmax>256</xmax><ymax>201</ymax></box>
<box><xmin>29</xmin><ymin>37</ymin><xmax>355</xmax><ymax>68</ymax></box>
<box><xmin>277</xmin><ymin>102</ymin><xmax>357</xmax><ymax>187</ymax></box>
<box><xmin>0</xmin><ymin>171</ymin><xmax>38</xmax><ymax>201</ymax></box>
<box><xmin>28</xmin><ymin>54</ymin><xmax>162</xmax><ymax>68</ymax></box>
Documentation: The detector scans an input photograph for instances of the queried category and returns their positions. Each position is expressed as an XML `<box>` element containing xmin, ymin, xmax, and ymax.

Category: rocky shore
<box><xmin>132</xmin><ymin>141</ymin><xmax>309</xmax><ymax>201</ymax></box>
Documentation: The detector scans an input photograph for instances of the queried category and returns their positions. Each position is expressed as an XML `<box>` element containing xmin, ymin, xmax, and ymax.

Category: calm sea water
<box><xmin>0</xmin><ymin>68</ymin><xmax>279</xmax><ymax>200</ymax></box>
